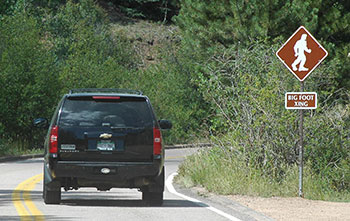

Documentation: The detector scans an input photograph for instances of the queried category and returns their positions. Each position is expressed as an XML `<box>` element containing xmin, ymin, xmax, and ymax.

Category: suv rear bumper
<box><xmin>53</xmin><ymin>160</ymin><xmax>162</xmax><ymax>181</ymax></box>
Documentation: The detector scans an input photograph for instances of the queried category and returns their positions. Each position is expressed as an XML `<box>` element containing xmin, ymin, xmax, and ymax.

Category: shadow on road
<box><xmin>61</xmin><ymin>199</ymin><xmax>206</xmax><ymax>208</ymax></box>
<box><xmin>1</xmin><ymin>188</ymin><xmax>207</xmax><ymax>208</ymax></box>
<box><xmin>0</xmin><ymin>189</ymin><xmax>43</xmax><ymax>206</ymax></box>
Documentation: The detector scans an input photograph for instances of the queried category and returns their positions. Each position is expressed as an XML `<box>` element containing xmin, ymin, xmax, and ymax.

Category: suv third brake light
<box><xmin>49</xmin><ymin>126</ymin><xmax>59</xmax><ymax>154</ymax></box>
<box><xmin>92</xmin><ymin>96</ymin><xmax>120</xmax><ymax>100</ymax></box>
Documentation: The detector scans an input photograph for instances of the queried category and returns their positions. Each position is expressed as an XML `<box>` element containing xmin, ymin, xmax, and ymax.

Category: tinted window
<box><xmin>59</xmin><ymin>97</ymin><xmax>154</xmax><ymax>128</ymax></box>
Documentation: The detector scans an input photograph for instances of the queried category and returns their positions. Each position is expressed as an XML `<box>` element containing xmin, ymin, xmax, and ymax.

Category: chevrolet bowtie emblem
<box><xmin>99</xmin><ymin>133</ymin><xmax>112</xmax><ymax>139</ymax></box>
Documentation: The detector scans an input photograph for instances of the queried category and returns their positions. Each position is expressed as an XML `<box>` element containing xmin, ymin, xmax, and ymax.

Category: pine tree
<box><xmin>176</xmin><ymin>0</ymin><xmax>350</xmax><ymax>48</ymax></box>
<box><xmin>175</xmin><ymin>0</ymin><xmax>350</xmax><ymax>87</ymax></box>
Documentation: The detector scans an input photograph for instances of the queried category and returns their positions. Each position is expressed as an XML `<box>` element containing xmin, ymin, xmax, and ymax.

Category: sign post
<box><xmin>276</xmin><ymin>26</ymin><xmax>328</xmax><ymax>197</ymax></box>
<box><xmin>298</xmin><ymin>82</ymin><xmax>304</xmax><ymax>197</ymax></box>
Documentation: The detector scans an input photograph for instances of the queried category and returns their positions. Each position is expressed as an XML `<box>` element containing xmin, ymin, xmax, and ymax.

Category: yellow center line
<box><xmin>12</xmin><ymin>186</ymin><xmax>31</xmax><ymax>220</ymax></box>
<box><xmin>23</xmin><ymin>174</ymin><xmax>45</xmax><ymax>221</ymax></box>
<box><xmin>12</xmin><ymin>173</ymin><xmax>45</xmax><ymax>221</ymax></box>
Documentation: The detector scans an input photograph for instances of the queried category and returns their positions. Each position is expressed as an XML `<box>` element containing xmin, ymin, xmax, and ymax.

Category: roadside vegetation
<box><xmin>175</xmin><ymin>43</ymin><xmax>350</xmax><ymax>202</ymax></box>
<box><xmin>1</xmin><ymin>0</ymin><xmax>350</xmax><ymax>201</ymax></box>
<box><xmin>0</xmin><ymin>139</ymin><xmax>42</xmax><ymax>157</ymax></box>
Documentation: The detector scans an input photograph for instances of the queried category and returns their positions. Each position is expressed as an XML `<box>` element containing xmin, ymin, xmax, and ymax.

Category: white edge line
<box><xmin>165</xmin><ymin>172</ymin><xmax>242</xmax><ymax>221</ymax></box>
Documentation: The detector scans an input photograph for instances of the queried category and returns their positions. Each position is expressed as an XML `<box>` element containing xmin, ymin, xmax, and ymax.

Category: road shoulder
<box><xmin>172</xmin><ymin>182</ymin><xmax>274</xmax><ymax>221</ymax></box>
<box><xmin>227</xmin><ymin>194</ymin><xmax>350</xmax><ymax>221</ymax></box>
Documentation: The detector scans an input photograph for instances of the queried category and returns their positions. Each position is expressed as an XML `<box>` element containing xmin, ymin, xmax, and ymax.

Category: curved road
<box><xmin>0</xmin><ymin>148</ymin><xmax>268</xmax><ymax>221</ymax></box>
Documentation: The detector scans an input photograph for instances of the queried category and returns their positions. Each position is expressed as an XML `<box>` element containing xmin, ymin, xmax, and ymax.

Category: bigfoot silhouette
<box><xmin>291</xmin><ymin>34</ymin><xmax>312</xmax><ymax>72</ymax></box>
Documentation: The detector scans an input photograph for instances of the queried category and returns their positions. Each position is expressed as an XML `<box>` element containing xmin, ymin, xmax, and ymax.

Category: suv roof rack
<box><xmin>69</xmin><ymin>88</ymin><xmax>143</xmax><ymax>95</ymax></box>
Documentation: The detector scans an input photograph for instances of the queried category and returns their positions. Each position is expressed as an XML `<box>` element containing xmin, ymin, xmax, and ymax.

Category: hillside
<box><xmin>99</xmin><ymin>1</ymin><xmax>180</xmax><ymax>66</ymax></box>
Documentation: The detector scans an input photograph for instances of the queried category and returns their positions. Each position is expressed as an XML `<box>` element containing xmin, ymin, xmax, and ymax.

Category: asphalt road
<box><xmin>0</xmin><ymin>148</ymin><xmax>271</xmax><ymax>221</ymax></box>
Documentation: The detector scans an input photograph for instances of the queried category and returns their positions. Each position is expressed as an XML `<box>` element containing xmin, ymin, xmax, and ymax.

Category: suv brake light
<box><xmin>153</xmin><ymin>128</ymin><xmax>162</xmax><ymax>155</ymax></box>
<box><xmin>92</xmin><ymin>96</ymin><xmax>120</xmax><ymax>100</ymax></box>
<box><xmin>49</xmin><ymin>126</ymin><xmax>59</xmax><ymax>154</ymax></box>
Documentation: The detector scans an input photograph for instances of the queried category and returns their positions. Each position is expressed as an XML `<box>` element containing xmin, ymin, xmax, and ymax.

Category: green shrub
<box><xmin>129</xmin><ymin>65</ymin><xmax>205</xmax><ymax>144</ymax></box>
<box><xmin>42</xmin><ymin>0</ymin><xmax>109</xmax><ymax>64</ymax></box>
<box><xmin>57</xmin><ymin>19</ymin><xmax>136</xmax><ymax>92</ymax></box>
<box><xmin>0</xmin><ymin>11</ymin><xmax>60</xmax><ymax>143</ymax></box>
<box><xmin>112</xmin><ymin>34</ymin><xmax>208</xmax><ymax>144</ymax></box>
<box><xmin>305</xmin><ymin>102</ymin><xmax>350</xmax><ymax>192</ymax></box>
<box><xmin>35</xmin><ymin>0</ymin><xmax>140</xmax><ymax>93</ymax></box>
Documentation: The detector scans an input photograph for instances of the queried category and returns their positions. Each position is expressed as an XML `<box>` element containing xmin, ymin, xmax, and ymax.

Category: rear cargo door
<box><xmin>57</xmin><ymin>96</ymin><xmax>155</xmax><ymax>162</ymax></box>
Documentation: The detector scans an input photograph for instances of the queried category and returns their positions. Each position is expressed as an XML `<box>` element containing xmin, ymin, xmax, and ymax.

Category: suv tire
<box><xmin>43</xmin><ymin>173</ymin><xmax>61</xmax><ymax>204</ymax></box>
<box><xmin>142</xmin><ymin>167</ymin><xmax>164</xmax><ymax>206</ymax></box>
<box><xmin>43</xmin><ymin>186</ymin><xmax>61</xmax><ymax>204</ymax></box>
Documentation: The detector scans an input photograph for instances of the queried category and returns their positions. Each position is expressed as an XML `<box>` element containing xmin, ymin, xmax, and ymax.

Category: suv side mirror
<box><xmin>159</xmin><ymin>120</ymin><xmax>172</xmax><ymax>130</ymax></box>
<box><xmin>33</xmin><ymin>118</ymin><xmax>49</xmax><ymax>129</ymax></box>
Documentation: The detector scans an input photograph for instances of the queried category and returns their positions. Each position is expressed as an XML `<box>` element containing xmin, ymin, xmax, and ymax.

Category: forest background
<box><xmin>1</xmin><ymin>0</ymin><xmax>350</xmax><ymax>201</ymax></box>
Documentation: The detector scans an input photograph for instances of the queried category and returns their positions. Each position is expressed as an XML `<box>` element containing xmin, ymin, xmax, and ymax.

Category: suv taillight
<box><xmin>153</xmin><ymin>127</ymin><xmax>162</xmax><ymax>155</ymax></box>
<box><xmin>49</xmin><ymin>126</ymin><xmax>59</xmax><ymax>154</ymax></box>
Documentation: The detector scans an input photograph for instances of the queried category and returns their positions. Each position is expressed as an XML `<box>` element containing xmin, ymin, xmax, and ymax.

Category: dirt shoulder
<box><xmin>227</xmin><ymin>195</ymin><xmax>350</xmax><ymax>221</ymax></box>
<box><xmin>189</xmin><ymin>185</ymin><xmax>350</xmax><ymax>220</ymax></box>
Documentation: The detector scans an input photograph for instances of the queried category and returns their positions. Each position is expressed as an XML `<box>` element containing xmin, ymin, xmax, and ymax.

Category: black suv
<box><xmin>34</xmin><ymin>89</ymin><xmax>172</xmax><ymax>205</ymax></box>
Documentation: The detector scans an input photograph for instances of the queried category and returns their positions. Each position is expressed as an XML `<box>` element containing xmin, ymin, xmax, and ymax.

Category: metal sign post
<box><xmin>298</xmin><ymin>81</ymin><xmax>304</xmax><ymax>197</ymax></box>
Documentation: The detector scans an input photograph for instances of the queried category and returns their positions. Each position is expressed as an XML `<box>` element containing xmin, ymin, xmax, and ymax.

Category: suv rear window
<box><xmin>59</xmin><ymin>97</ymin><xmax>154</xmax><ymax>128</ymax></box>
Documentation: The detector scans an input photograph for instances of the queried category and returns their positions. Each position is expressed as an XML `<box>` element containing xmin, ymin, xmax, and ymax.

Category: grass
<box><xmin>175</xmin><ymin>147</ymin><xmax>350</xmax><ymax>202</ymax></box>
<box><xmin>0</xmin><ymin>140</ymin><xmax>43</xmax><ymax>158</ymax></box>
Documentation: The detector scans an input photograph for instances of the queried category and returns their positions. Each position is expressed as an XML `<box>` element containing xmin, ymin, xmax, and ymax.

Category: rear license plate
<box><xmin>97</xmin><ymin>140</ymin><xmax>115</xmax><ymax>151</ymax></box>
